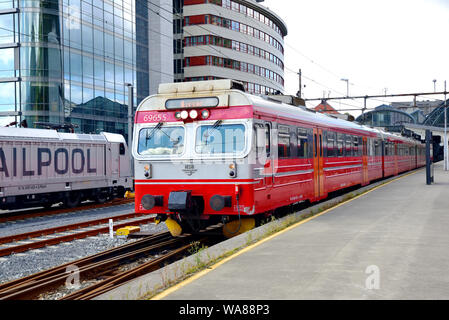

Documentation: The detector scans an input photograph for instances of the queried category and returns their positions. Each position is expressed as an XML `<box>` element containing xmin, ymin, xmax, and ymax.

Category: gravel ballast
<box><xmin>0</xmin><ymin>222</ymin><xmax>167</xmax><ymax>285</ymax></box>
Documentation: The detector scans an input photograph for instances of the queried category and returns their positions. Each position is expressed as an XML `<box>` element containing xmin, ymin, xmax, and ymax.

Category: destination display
<box><xmin>165</xmin><ymin>97</ymin><xmax>219</xmax><ymax>110</ymax></box>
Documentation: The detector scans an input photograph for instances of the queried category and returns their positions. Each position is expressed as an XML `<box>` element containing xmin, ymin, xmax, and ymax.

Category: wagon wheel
<box><xmin>42</xmin><ymin>201</ymin><xmax>54</xmax><ymax>210</ymax></box>
<box><xmin>95</xmin><ymin>190</ymin><xmax>110</xmax><ymax>204</ymax></box>
<box><xmin>64</xmin><ymin>192</ymin><xmax>81</xmax><ymax>208</ymax></box>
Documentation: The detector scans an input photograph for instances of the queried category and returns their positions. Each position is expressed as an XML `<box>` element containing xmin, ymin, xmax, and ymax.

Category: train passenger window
<box><xmin>278</xmin><ymin>125</ymin><xmax>290</xmax><ymax>158</ymax></box>
<box><xmin>353</xmin><ymin>137</ymin><xmax>359</xmax><ymax>156</ymax></box>
<box><xmin>368</xmin><ymin>139</ymin><xmax>373</xmax><ymax>156</ymax></box>
<box><xmin>290</xmin><ymin>130</ymin><xmax>298</xmax><ymax>158</ymax></box>
<box><xmin>374</xmin><ymin>140</ymin><xmax>381</xmax><ymax>156</ymax></box>
<box><xmin>327</xmin><ymin>131</ymin><xmax>336</xmax><ymax>157</ymax></box>
<box><xmin>265</xmin><ymin>124</ymin><xmax>271</xmax><ymax>157</ymax></box>
<box><xmin>337</xmin><ymin>133</ymin><xmax>344</xmax><ymax>157</ymax></box>
<box><xmin>345</xmin><ymin>136</ymin><xmax>353</xmax><ymax>157</ymax></box>
<box><xmin>359</xmin><ymin>137</ymin><xmax>363</xmax><ymax>156</ymax></box>
<box><xmin>297</xmin><ymin>128</ymin><xmax>308</xmax><ymax>158</ymax></box>
<box><xmin>385</xmin><ymin>141</ymin><xmax>391</xmax><ymax>156</ymax></box>
<box><xmin>320</xmin><ymin>135</ymin><xmax>322</xmax><ymax>157</ymax></box>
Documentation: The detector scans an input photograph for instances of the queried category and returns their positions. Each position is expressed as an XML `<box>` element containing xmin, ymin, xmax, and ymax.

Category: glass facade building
<box><xmin>0</xmin><ymin>0</ymin><xmax>152</xmax><ymax>140</ymax></box>
<box><xmin>174</xmin><ymin>0</ymin><xmax>287</xmax><ymax>95</ymax></box>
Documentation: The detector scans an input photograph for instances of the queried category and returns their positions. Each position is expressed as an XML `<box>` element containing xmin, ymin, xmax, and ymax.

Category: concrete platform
<box><xmin>158</xmin><ymin>163</ymin><xmax>449</xmax><ymax>300</ymax></box>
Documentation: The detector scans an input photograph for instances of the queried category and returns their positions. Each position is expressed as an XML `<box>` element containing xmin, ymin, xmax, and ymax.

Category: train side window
<box><xmin>290</xmin><ymin>130</ymin><xmax>298</xmax><ymax>158</ymax></box>
<box><xmin>265</xmin><ymin>124</ymin><xmax>271</xmax><ymax>157</ymax></box>
<box><xmin>327</xmin><ymin>131</ymin><xmax>335</xmax><ymax>157</ymax></box>
<box><xmin>337</xmin><ymin>133</ymin><xmax>344</xmax><ymax>157</ymax></box>
<box><xmin>254</xmin><ymin>124</ymin><xmax>264</xmax><ymax>156</ymax></box>
<box><xmin>353</xmin><ymin>136</ymin><xmax>359</xmax><ymax>156</ymax></box>
<box><xmin>278</xmin><ymin>125</ymin><xmax>290</xmax><ymax>158</ymax></box>
<box><xmin>319</xmin><ymin>134</ymin><xmax>322</xmax><ymax>157</ymax></box>
<box><xmin>346</xmin><ymin>135</ymin><xmax>353</xmax><ymax>157</ymax></box>
<box><xmin>119</xmin><ymin>143</ymin><xmax>125</xmax><ymax>155</ymax></box>
<box><xmin>374</xmin><ymin>140</ymin><xmax>380</xmax><ymax>156</ymax></box>
<box><xmin>297</xmin><ymin>128</ymin><xmax>308</xmax><ymax>158</ymax></box>
<box><xmin>359</xmin><ymin>137</ymin><xmax>363</xmax><ymax>156</ymax></box>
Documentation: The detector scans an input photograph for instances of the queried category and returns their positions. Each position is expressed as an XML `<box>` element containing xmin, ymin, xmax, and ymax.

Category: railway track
<box><xmin>0</xmin><ymin>198</ymin><xmax>134</xmax><ymax>224</ymax></box>
<box><xmin>0</xmin><ymin>213</ymin><xmax>155</xmax><ymax>257</ymax></box>
<box><xmin>0</xmin><ymin>231</ymin><xmax>201</xmax><ymax>300</ymax></box>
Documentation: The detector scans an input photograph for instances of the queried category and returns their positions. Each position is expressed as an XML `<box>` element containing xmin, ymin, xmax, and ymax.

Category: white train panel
<box><xmin>0</xmin><ymin>127</ymin><xmax>132</xmax><ymax>210</ymax></box>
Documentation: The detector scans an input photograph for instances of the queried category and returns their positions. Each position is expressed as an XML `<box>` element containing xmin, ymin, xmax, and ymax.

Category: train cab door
<box><xmin>313</xmin><ymin>128</ymin><xmax>324</xmax><ymax>200</ymax></box>
<box><xmin>264</xmin><ymin>122</ymin><xmax>274</xmax><ymax>191</ymax></box>
<box><xmin>110</xmin><ymin>143</ymin><xmax>120</xmax><ymax>178</ymax></box>
<box><xmin>255</xmin><ymin>122</ymin><xmax>274</xmax><ymax>198</ymax></box>
<box><xmin>362</xmin><ymin>137</ymin><xmax>369</xmax><ymax>185</ymax></box>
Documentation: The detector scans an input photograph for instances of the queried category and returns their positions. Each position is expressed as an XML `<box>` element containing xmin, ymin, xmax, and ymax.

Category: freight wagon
<box><xmin>0</xmin><ymin>127</ymin><xmax>133</xmax><ymax>210</ymax></box>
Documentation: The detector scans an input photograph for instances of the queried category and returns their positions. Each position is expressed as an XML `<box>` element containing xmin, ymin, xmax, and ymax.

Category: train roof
<box><xmin>138</xmin><ymin>80</ymin><xmax>420</xmax><ymax>145</ymax></box>
<box><xmin>0</xmin><ymin>127</ymin><xmax>124</xmax><ymax>144</ymax></box>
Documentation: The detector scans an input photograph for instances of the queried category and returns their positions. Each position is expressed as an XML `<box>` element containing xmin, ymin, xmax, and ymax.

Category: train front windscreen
<box><xmin>137</xmin><ymin>125</ymin><xmax>185</xmax><ymax>156</ymax></box>
<box><xmin>136</xmin><ymin>121</ymin><xmax>247</xmax><ymax>158</ymax></box>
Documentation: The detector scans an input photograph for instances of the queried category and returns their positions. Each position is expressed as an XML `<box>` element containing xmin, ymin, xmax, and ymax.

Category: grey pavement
<box><xmin>162</xmin><ymin>163</ymin><xmax>449</xmax><ymax>300</ymax></box>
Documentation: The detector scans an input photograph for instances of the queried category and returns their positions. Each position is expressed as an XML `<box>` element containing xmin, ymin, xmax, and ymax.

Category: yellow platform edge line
<box><xmin>151</xmin><ymin>170</ymin><xmax>419</xmax><ymax>300</ymax></box>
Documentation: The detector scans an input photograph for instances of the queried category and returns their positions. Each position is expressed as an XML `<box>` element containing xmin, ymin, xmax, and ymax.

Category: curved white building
<box><xmin>178</xmin><ymin>0</ymin><xmax>287</xmax><ymax>95</ymax></box>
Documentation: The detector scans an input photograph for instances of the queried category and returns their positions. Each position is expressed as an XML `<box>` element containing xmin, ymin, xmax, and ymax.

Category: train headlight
<box><xmin>189</xmin><ymin>110</ymin><xmax>198</xmax><ymax>119</ymax></box>
<box><xmin>201</xmin><ymin>109</ymin><xmax>210</xmax><ymax>119</ymax></box>
<box><xmin>175</xmin><ymin>112</ymin><xmax>182</xmax><ymax>120</ymax></box>
<box><xmin>180</xmin><ymin>110</ymin><xmax>189</xmax><ymax>120</ymax></box>
<box><xmin>143</xmin><ymin>164</ymin><xmax>152</xmax><ymax>179</ymax></box>
<box><xmin>229</xmin><ymin>162</ymin><xmax>237</xmax><ymax>178</ymax></box>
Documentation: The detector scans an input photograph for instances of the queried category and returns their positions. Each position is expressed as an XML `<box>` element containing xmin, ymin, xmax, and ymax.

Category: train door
<box><xmin>381</xmin><ymin>140</ymin><xmax>385</xmax><ymax>177</ymax></box>
<box><xmin>415</xmin><ymin>145</ymin><xmax>418</xmax><ymax>168</ymax></box>
<box><xmin>394</xmin><ymin>142</ymin><xmax>399</xmax><ymax>175</ymax></box>
<box><xmin>313</xmin><ymin>128</ymin><xmax>324</xmax><ymax>200</ymax></box>
<box><xmin>255</xmin><ymin>122</ymin><xmax>273</xmax><ymax>193</ymax></box>
<box><xmin>110</xmin><ymin>143</ymin><xmax>120</xmax><ymax>178</ymax></box>
<box><xmin>264</xmin><ymin>122</ymin><xmax>274</xmax><ymax>192</ymax></box>
<box><xmin>362</xmin><ymin>137</ymin><xmax>369</xmax><ymax>185</ymax></box>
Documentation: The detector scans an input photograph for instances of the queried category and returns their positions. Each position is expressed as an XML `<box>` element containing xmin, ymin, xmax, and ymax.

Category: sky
<box><xmin>262</xmin><ymin>0</ymin><xmax>449</xmax><ymax>116</ymax></box>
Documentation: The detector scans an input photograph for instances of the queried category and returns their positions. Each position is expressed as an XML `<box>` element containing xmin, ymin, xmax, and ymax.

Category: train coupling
<box><xmin>154</xmin><ymin>214</ymin><xmax>167</xmax><ymax>225</ymax></box>
<box><xmin>168</xmin><ymin>191</ymin><xmax>193</xmax><ymax>213</ymax></box>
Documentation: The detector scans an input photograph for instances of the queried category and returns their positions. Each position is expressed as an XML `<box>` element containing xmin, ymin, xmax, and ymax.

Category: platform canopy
<box><xmin>404</xmin><ymin>123</ymin><xmax>448</xmax><ymax>140</ymax></box>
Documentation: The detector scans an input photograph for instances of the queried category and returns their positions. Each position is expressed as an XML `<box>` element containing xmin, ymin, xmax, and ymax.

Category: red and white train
<box><xmin>132</xmin><ymin>80</ymin><xmax>426</xmax><ymax>237</ymax></box>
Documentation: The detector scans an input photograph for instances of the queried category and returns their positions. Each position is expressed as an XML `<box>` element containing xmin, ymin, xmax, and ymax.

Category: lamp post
<box><xmin>126</xmin><ymin>83</ymin><xmax>134</xmax><ymax>173</ymax></box>
<box><xmin>444</xmin><ymin>80</ymin><xmax>448</xmax><ymax>171</ymax></box>
<box><xmin>433</xmin><ymin>79</ymin><xmax>437</xmax><ymax>93</ymax></box>
<box><xmin>341</xmin><ymin>78</ymin><xmax>349</xmax><ymax>97</ymax></box>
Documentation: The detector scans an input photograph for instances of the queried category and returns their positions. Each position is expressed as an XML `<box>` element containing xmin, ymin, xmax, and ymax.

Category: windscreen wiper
<box><xmin>204</xmin><ymin>120</ymin><xmax>223</xmax><ymax>146</ymax></box>
<box><xmin>146</xmin><ymin>122</ymin><xmax>163</xmax><ymax>146</ymax></box>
